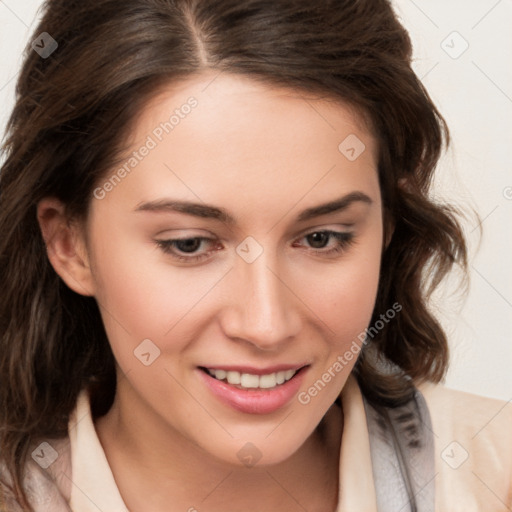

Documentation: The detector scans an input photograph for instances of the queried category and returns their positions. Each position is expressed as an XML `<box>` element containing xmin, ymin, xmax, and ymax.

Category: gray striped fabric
<box><xmin>362</xmin><ymin>388</ymin><xmax>436</xmax><ymax>512</ymax></box>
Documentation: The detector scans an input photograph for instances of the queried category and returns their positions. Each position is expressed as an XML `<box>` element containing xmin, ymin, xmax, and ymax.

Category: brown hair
<box><xmin>0</xmin><ymin>0</ymin><xmax>468</xmax><ymax>509</ymax></box>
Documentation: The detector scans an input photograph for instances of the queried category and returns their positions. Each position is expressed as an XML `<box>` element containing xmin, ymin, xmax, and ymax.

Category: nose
<box><xmin>219</xmin><ymin>249</ymin><xmax>302</xmax><ymax>351</ymax></box>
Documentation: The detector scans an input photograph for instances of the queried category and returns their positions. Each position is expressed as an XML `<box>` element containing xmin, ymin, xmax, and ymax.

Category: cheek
<box><xmin>299</xmin><ymin>233</ymin><xmax>382</xmax><ymax>347</ymax></box>
<box><xmin>86</xmin><ymin>221</ymin><xmax>178</xmax><ymax>353</ymax></box>
<box><xmin>333</xmin><ymin>255</ymin><xmax>380</xmax><ymax>326</ymax></box>
<box><xmin>87</xmin><ymin>221</ymin><xmax>232</xmax><ymax>368</ymax></box>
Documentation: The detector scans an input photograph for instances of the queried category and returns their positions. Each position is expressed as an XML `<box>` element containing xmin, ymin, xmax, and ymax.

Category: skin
<box><xmin>38</xmin><ymin>71</ymin><xmax>385</xmax><ymax>512</ymax></box>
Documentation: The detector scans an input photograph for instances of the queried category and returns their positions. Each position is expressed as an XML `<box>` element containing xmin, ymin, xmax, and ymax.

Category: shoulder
<box><xmin>417</xmin><ymin>381</ymin><xmax>512</xmax><ymax>511</ymax></box>
<box><xmin>0</xmin><ymin>436</ymin><xmax>72</xmax><ymax>511</ymax></box>
<box><xmin>418</xmin><ymin>380</ymin><xmax>512</xmax><ymax>443</ymax></box>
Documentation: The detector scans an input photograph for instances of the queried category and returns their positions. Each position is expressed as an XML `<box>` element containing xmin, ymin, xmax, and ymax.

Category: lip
<box><xmin>198</xmin><ymin>365</ymin><xmax>309</xmax><ymax>415</ymax></box>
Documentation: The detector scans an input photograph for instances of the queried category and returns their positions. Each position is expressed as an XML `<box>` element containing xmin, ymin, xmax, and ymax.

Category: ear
<box><xmin>37</xmin><ymin>198</ymin><xmax>95</xmax><ymax>297</ymax></box>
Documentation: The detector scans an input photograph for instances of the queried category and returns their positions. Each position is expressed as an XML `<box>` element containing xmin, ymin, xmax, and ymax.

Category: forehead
<box><xmin>95</xmin><ymin>71</ymin><xmax>380</xmax><ymax>226</ymax></box>
<box><xmin>136</xmin><ymin>71</ymin><xmax>376</xmax><ymax>150</ymax></box>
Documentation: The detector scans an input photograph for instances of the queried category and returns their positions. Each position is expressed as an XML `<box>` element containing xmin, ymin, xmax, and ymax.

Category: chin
<box><xmin>198</xmin><ymin>426</ymin><xmax>312</xmax><ymax>470</ymax></box>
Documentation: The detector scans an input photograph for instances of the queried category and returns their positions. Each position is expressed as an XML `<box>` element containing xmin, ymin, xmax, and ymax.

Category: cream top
<box><xmin>32</xmin><ymin>374</ymin><xmax>512</xmax><ymax>511</ymax></box>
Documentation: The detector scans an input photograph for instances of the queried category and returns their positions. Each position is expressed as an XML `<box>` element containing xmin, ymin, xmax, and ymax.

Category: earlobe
<box><xmin>37</xmin><ymin>198</ymin><xmax>95</xmax><ymax>297</ymax></box>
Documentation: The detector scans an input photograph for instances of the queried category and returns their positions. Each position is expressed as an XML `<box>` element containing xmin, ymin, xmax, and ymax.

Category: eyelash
<box><xmin>155</xmin><ymin>230</ymin><xmax>355</xmax><ymax>263</ymax></box>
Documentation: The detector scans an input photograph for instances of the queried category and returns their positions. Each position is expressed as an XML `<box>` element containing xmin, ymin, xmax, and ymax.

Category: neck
<box><xmin>95</xmin><ymin>381</ymin><xmax>343</xmax><ymax>512</ymax></box>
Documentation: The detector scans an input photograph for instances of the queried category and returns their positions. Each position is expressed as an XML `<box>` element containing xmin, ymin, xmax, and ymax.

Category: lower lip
<box><xmin>198</xmin><ymin>368</ymin><xmax>307</xmax><ymax>415</ymax></box>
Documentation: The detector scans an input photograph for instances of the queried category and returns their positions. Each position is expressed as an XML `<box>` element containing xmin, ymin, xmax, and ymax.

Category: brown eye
<box><xmin>306</xmin><ymin>232</ymin><xmax>330</xmax><ymax>249</ymax></box>
<box><xmin>156</xmin><ymin>237</ymin><xmax>219</xmax><ymax>263</ymax></box>
<box><xmin>173</xmin><ymin>238</ymin><xmax>202</xmax><ymax>253</ymax></box>
<box><xmin>295</xmin><ymin>230</ymin><xmax>355</xmax><ymax>257</ymax></box>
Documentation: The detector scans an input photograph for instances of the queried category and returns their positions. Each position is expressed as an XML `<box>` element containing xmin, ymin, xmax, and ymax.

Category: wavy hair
<box><xmin>0</xmin><ymin>0</ymin><xmax>468</xmax><ymax>509</ymax></box>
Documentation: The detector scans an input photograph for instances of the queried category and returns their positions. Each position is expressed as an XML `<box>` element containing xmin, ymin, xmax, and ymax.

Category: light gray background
<box><xmin>0</xmin><ymin>0</ymin><xmax>510</xmax><ymax>400</ymax></box>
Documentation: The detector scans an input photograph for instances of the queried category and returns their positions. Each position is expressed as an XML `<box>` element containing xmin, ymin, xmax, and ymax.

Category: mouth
<box><xmin>200</xmin><ymin>367</ymin><xmax>301</xmax><ymax>391</ymax></box>
<box><xmin>198</xmin><ymin>365</ymin><xmax>309</xmax><ymax>414</ymax></box>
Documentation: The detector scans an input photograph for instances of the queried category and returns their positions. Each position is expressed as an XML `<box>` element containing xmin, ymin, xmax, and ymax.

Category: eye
<box><xmin>293</xmin><ymin>230</ymin><xmax>355</xmax><ymax>257</ymax></box>
<box><xmin>155</xmin><ymin>237</ymin><xmax>220</xmax><ymax>263</ymax></box>
<box><xmin>155</xmin><ymin>230</ymin><xmax>355</xmax><ymax>264</ymax></box>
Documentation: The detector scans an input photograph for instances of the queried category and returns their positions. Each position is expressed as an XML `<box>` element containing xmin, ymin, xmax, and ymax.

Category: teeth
<box><xmin>214</xmin><ymin>369</ymin><xmax>227</xmax><ymax>380</ymax></box>
<box><xmin>240</xmin><ymin>373</ymin><xmax>259</xmax><ymax>388</ymax></box>
<box><xmin>206</xmin><ymin>368</ymin><xmax>298</xmax><ymax>389</ymax></box>
<box><xmin>259</xmin><ymin>373</ymin><xmax>277</xmax><ymax>389</ymax></box>
<box><xmin>226</xmin><ymin>371</ymin><xmax>241</xmax><ymax>385</ymax></box>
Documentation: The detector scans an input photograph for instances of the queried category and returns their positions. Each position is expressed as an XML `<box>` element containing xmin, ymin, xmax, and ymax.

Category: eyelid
<box><xmin>154</xmin><ymin>221</ymin><xmax>355</xmax><ymax>239</ymax></box>
<box><xmin>299</xmin><ymin>223</ymin><xmax>355</xmax><ymax>235</ymax></box>
<box><xmin>154</xmin><ymin>228</ymin><xmax>217</xmax><ymax>238</ymax></box>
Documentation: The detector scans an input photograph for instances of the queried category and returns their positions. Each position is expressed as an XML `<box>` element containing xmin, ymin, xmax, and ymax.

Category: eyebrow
<box><xmin>134</xmin><ymin>191</ymin><xmax>372</xmax><ymax>225</ymax></box>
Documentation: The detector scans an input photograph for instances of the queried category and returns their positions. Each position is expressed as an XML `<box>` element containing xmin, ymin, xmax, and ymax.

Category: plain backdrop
<box><xmin>0</xmin><ymin>0</ymin><xmax>510</xmax><ymax>400</ymax></box>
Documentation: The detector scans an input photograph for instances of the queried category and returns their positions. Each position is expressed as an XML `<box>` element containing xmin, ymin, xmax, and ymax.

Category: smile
<box><xmin>204</xmin><ymin>368</ymin><xmax>298</xmax><ymax>390</ymax></box>
<box><xmin>198</xmin><ymin>365</ymin><xmax>308</xmax><ymax>414</ymax></box>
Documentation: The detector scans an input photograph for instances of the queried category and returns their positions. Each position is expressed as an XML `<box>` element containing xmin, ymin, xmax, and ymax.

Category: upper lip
<box><xmin>200</xmin><ymin>364</ymin><xmax>308</xmax><ymax>375</ymax></box>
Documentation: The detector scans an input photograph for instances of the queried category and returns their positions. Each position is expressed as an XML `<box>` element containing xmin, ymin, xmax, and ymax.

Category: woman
<box><xmin>0</xmin><ymin>0</ymin><xmax>510</xmax><ymax>511</ymax></box>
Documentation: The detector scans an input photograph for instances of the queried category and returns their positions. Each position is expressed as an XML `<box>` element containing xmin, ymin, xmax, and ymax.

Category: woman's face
<box><xmin>83</xmin><ymin>71</ymin><xmax>383</xmax><ymax>466</ymax></box>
